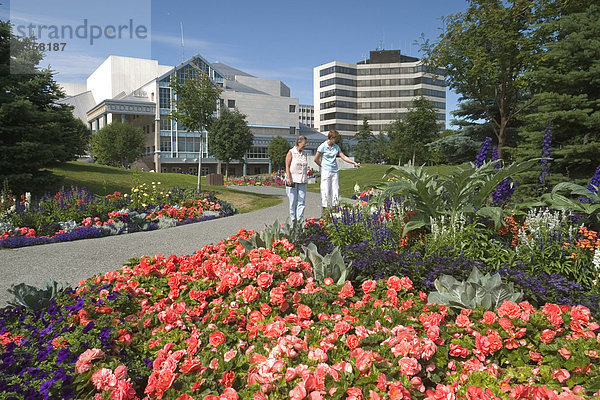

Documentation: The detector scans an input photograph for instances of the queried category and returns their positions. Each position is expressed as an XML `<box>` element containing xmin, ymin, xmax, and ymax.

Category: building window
<box><xmin>160</xmin><ymin>140</ymin><xmax>172</xmax><ymax>152</ymax></box>
<box><xmin>246</xmin><ymin>146</ymin><xmax>268</xmax><ymax>159</ymax></box>
<box><xmin>159</xmin><ymin>87</ymin><xmax>171</xmax><ymax>109</ymax></box>
<box><xmin>289</xmin><ymin>105</ymin><xmax>296</xmax><ymax>112</ymax></box>
<box><xmin>160</xmin><ymin>116</ymin><xmax>171</xmax><ymax>130</ymax></box>
<box><xmin>228</xmin><ymin>99</ymin><xmax>235</xmax><ymax>108</ymax></box>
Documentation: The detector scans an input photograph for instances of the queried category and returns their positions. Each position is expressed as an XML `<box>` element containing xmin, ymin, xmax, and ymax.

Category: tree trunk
<box><xmin>497</xmin><ymin>118</ymin><xmax>508</xmax><ymax>159</ymax></box>
<box><xmin>225</xmin><ymin>162</ymin><xmax>229</xmax><ymax>180</ymax></box>
<box><xmin>197</xmin><ymin>132</ymin><xmax>203</xmax><ymax>192</ymax></box>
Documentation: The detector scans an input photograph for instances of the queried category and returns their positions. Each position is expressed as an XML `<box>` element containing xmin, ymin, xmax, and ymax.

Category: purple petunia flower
<box><xmin>55</xmin><ymin>347</ymin><xmax>70</xmax><ymax>365</ymax></box>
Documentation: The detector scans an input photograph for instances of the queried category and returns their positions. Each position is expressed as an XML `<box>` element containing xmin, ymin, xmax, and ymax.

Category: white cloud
<box><xmin>38</xmin><ymin>53</ymin><xmax>105</xmax><ymax>81</ymax></box>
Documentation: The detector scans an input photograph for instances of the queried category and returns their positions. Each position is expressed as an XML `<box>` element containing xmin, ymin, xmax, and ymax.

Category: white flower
<box><xmin>354</xmin><ymin>183</ymin><xmax>360</xmax><ymax>193</ymax></box>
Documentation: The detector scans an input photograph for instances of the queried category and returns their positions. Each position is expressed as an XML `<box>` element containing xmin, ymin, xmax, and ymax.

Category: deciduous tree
<box><xmin>387</xmin><ymin>98</ymin><xmax>441</xmax><ymax>165</ymax></box>
<box><xmin>208</xmin><ymin>107</ymin><xmax>254</xmax><ymax>179</ymax></box>
<box><xmin>170</xmin><ymin>70</ymin><xmax>222</xmax><ymax>190</ymax></box>
<box><xmin>90</xmin><ymin>122</ymin><xmax>145</xmax><ymax>168</ymax></box>
<box><xmin>267</xmin><ymin>136</ymin><xmax>291</xmax><ymax>172</ymax></box>
<box><xmin>421</xmin><ymin>0</ymin><xmax>537</xmax><ymax>159</ymax></box>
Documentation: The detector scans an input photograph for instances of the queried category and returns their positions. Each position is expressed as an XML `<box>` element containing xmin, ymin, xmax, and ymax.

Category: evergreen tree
<box><xmin>517</xmin><ymin>2</ymin><xmax>600</xmax><ymax>181</ymax></box>
<box><xmin>0</xmin><ymin>20</ymin><xmax>89</xmax><ymax>194</ymax></box>
<box><xmin>353</xmin><ymin>118</ymin><xmax>376</xmax><ymax>163</ymax></box>
<box><xmin>90</xmin><ymin>122</ymin><xmax>145</xmax><ymax>168</ymax></box>
<box><xmin>208</xmin><ymin>107</ymin><xmax>254</xmax><ymax>179</ymax></box>
<box><xmin>267</xmin><ymin>136</ymin><xmax>291</xmax><ymax>171</ymax></box>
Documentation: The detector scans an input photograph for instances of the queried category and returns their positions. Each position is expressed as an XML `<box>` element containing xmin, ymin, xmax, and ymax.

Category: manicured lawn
<box><xmin>48</xmin><ymin>162</ymin><xmax>281</xmax><ymax>213</ymax></box>
<box><xmin>307</xmin><ymin>163</ymin><xmax>463</xmax><ymax>198</ymax></box>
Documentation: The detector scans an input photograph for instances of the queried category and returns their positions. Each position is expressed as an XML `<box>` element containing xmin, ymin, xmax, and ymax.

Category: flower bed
<box><xmin>2</xmin><ymin>154</ymin><xmax>600</xmax><ymax>399</ymax></box>
<box><xmin>225</xmin><ymin>173</ymin><xmax>286</xmax><ymax>187</ymax></box>
<box><xmin>1</xmin><ymin>230</ymin><xmax>599</xmax><ymax>399</ymax></box>
<box><xmin>0</xmin><ymin>184</ymin><xmax>237</xmax><ymax>249</ymax></box>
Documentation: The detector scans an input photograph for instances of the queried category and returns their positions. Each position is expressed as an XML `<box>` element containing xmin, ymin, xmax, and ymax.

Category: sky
<box><xmin>1</xmin><ymin>0</ymin><xmax>468</xmax><ymax>128</ymax></box>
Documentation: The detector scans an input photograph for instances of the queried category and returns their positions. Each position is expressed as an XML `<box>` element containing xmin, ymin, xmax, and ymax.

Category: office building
<box><xmin>313</xmin><ymin>49</ymin><xmax>446</xmax><ymax>138</ymax></box>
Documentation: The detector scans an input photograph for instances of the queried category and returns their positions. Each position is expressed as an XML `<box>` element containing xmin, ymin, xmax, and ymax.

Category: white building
<box><xmin>299</xmin><ymin>104</ymin><xmax>314</xmax><ymax>128</ymax></box>
<box><xmin>313</xmin><ymin>49</ymin><xmax>446</xmax><ymax>139</ymax></box>
<box><xmin>60</xmin><ymin>55</ymin><xmax>325</xmax><ymax>175</ymax></box>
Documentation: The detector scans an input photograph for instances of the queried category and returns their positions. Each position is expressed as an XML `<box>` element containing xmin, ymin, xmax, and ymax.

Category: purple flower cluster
<box><xmin>474</xmin><ymin>137</ymin><xmax>493</xmax><ymax>167</ymax></box>
<box><xmin>0</xmin><ymin>293</ymin><xmax>82</xmax><ymax>399</ymax></box>
<box><xmin>0</xmin><ymin>284</ymin><xmax>153</xmax><ymax>398</ymax></box>
<box><xmin>489</xmin><ymin>146</ymin><xmax>516</xmax><ymax>204</ymax></box>
<box><xmin>331</xmin><ymin>206</ymin><xmax>396</xmax><ymax>249</ymax></box>
<box><xmin>538</xmin><ymin>123</ymin><xmax>553</xmax><ymax>190</ymax></box>
<box><xmin>492</xmin><ymin>178</ymin><xmax>516</xmax><ymax>204</ymax></box>
<box><xmin>497</xmin><ymin>264</ymin><xmax>599</xmax><ymax>314</ymax></box>
<box><xmin>588</xmin><ymin>165</ymin><xmax>600</xmax><ymax>194</ymax></box>
<box><xmin>0</xmin><ymin>226</ymin><xmax>107</xmax><ymax>249</ymax></box>
<box><xmin>295</xmin><ymin>220</ymin><xmax>333</xmax><ymax>256</ymax></box>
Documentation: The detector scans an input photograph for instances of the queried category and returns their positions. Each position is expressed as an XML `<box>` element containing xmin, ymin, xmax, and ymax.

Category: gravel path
<box><xmin>0</xmin><ymin>186</ymin><xmax>328</xmax><ymax>307</ymax></box>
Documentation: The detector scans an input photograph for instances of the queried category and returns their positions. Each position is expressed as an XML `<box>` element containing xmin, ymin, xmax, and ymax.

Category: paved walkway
<box><xmin>0</xmin><ymin>186</ymin><xmax>329</xmax><ymax>307</ymax></box>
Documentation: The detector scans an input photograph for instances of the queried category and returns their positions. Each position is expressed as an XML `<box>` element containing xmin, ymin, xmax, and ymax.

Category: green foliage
<box><xmin>300</xmin><ymin>242</ymin><xmax>350</xmax><ymax>285</ymax></box>
<box><xmin>90</xmin><ymin>122</ymin><xmax>145</xmax><ymax>168</ymax></box>
<box><xmin>0</xmin><ymin>21</ymin><xmax>90</xmax><ymax>195</ymax></box>
<box><xmin>267</xmin><ymin>136</ymin><xmax>291</xmax><ymax>171</ymax></box>
<box><xmin>427</xmin><ymin>267</ymin><xmax>523</xmax><ymax>311</ymax></box>
<box><xmin>208</xmin><ymin>107</ymin><xmax>254</xmax><ymax>179</ymax></box>
<box><xmin>517</xmin><ymin>3</ymin><xmax>600</xmax><ymax>180</ymax></box>
<box><xmin>327</xmin><ymin>211</ymin><xmax>372</xmax><ymax>249</ymax></box>
<box><xmin>169</xmin><ymin>71</ymin><xmax>222</xmax><ymax>134</ymax></box>
<box><xmin>169</xmin><ymin>69</ymin><xmax>222</xmax><ymax>190</ymax></box>
<box><xmin>374</xmin><ymin>159</ymin><xmax>537</xmax><ymax>235</ymax></box>
<box><xmin>238</xmin><ymin>217</ymin><xmax>304</xmax><ymax>252</ymax></box>
<box><xmin>386</xmin><ymin>97</ymin><xmax>442</xmax><ymax>165</ymax></box>
<box><xmin>353</xmin><ymin>118</ymin><xmax>377</xmax><ymax>163</ymax></box>
<box><xmin>542</xmin><ymin>182</ymin><xmax>600</xmax><ymax>228</ymax></box>
<box><xmin>7</xmin><ymin>280</ymin><xmax>70</xmax><ymax>311</ymax></box>
<box><xmin>429</xmin><ymin>131</ymin><xmax>470</xmax><ymax>165</ymax></box>
<box><xmin>425</xmin><ymin>217</ymin><xmax>515</xmax><ymax>270</ymax></box>
<box><xmin>420</xmin><ymin>0</ymin><xmax>537</xmax><ymax>159</ymax></box>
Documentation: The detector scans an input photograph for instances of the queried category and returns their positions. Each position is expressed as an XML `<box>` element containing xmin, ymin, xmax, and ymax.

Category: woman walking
<box><xmin>285</xmin><ymin>135</ymin><xmax>309</xmax><ymax>221</ymax></box>
<box><xmin>314</xmin><ymin>130</ymin><xmax>360</xmax><ymax>211</ymax></box>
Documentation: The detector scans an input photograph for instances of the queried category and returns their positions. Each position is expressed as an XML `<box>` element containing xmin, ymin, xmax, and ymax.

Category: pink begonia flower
<box><xmin>224</xmin><ymin>350</ymin><xmax>237</xmax><ymax>362</ymax></box>
<box><xmin>552</xmin><ymin>368</ymin><xmax>570</xmax><ymax>383</ymax></box>
<box><xmin>75</xmin><ymin>348</ymin><xmax>104</xmax><ymax>374</ymax></box>
<box><xmin>91</xmin><ymin>368</ymin><xmax>117</xmax><ymax>391</ymax></box>
<box><xmin>289</xmin><ymin>382</ymin><xmax>307</xmax><ymax>400</ymax></box>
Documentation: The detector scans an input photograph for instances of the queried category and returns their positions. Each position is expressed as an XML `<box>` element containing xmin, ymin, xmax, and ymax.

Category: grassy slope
<box><xmin>307</xmin><ymin>163</ymin><xmax>460</xmax><ymax>198</ymax></box>
<box><xmin>48</xmin><ymin>161</ymin><xmax>461</xmax><ymax>211</ymax></box>
<box><xmin>48</xmin><ymin>162</ymin><xmax>281</xmax><ymax>214</ymax></box>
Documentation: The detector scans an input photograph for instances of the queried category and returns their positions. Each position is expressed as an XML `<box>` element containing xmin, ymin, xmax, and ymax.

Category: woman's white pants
<box><xmin>320</xmin><ymin>169</ymin><xmax>339</xmax><ymax>208</ymax></box>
